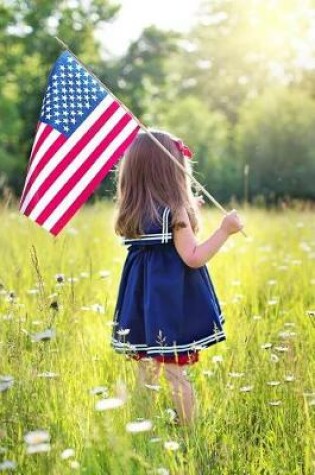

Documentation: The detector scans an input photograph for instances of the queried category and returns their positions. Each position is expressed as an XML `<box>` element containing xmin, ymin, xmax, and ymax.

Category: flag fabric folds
<box><xmin>19</xmin><ymin>50</ymin><xmax>140</xmax><ymax>236</ymax></box>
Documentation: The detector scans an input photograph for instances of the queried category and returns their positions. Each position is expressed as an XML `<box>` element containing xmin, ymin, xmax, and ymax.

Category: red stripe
<box><xmin>47</xmin><ymin>126</ymin><xmax>140</xmax><ymax>236</ymax></box>
<box><xmin>35</xmin><ymin>114</ymin><xmax>135</xmax><ymax>225</ymax></box>
<box><xmin>19</xmin><ymin>124</ymin><xmax>54</xmax><ymax>207</ymax></box>
<box><xmin>20</xmin><ymin>133</ymin><xmax>67</xmax><ymax>209</ymax></box>
<box><xmin>23</xmin><ymin>101</ymin><xmax>120</xmax><ymax>216</ymax></box>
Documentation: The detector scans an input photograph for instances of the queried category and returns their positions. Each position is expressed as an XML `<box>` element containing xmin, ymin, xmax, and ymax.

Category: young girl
<box><xmin>110</xmin><ymin>130</ymin><xmax>244</xmax><ymax>426</ymax></box>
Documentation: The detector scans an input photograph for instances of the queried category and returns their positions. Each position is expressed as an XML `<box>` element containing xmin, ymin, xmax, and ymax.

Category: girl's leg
<box><xmin>163</xmin><ymin>363</ymin><xmax>197</xmax><ymax>426</ymax></box>
<box><xmin>133</xmin><ymin>358</ymin><xmax>162</xmax><ymax>419</ymax></box>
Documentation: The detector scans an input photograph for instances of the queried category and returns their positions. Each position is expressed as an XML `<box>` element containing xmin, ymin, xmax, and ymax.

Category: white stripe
<box><xmin>42</xmin><ymin>120</ymin><xmax>139</xmax><ymax>231</ymax></box>
<box><xmin>161</xmin><ymin>207</ymin><xmax>167</xmax><ymax>243</ymax></box>
<box><xmin>111</xmin><ymin>330</ymin><xmax>226</xmax><ymax>353</ymax></box>
<box><xmin>21</xmin><ymin>128</ymin><xmax>61</xmax><ymax>204</ymax></box>
<box><xmin>164</xmin><ymin>207</ymin><xmax>170</xmax><ymax>243</ymax></box>
<box><xmin>122</xmin><ymin>234</ymin><xmax>172</xmax><ymax>243</ymax></box>
<box><xmin>20</xmin><ymin>95</ymin><xmax>115</xmax><ymax>213</ymax></box>
<box><xmin>30</xmin><ymin>122</ymin><xmax>46</xmax><ymax>160</ymax></box>
<box><xmin>28</xmin><ymin>106</ymin><xmax>127</xmax><ymax>220</ymax></box>
<box><xmin>113</xmin><ymin>329</ymin><xmax>225</xmax><ymax>350</ymax></box>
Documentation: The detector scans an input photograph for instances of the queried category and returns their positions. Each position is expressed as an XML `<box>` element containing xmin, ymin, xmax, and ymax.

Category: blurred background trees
<box><xmin>1</xmin><ymin>0</ymin><xmax>315</xmax><ymax>205</ymax></box>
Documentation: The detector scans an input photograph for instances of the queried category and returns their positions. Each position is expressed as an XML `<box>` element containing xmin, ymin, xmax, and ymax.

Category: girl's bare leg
<box><xmin>133</xmin><ymin>358</ymin><xmax>162</xmax><ymax>418</ymax></box>
<box><xmin>163</xmin><ymin>363</ymin><xmax>197</xmax><ymax>426</ymax></box>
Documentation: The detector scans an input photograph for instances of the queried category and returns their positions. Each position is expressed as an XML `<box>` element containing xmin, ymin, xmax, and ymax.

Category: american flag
<box><xmin>19</xmin><ymin>50</ymin><xmax>140</xmax><ymax>236</ymax></box>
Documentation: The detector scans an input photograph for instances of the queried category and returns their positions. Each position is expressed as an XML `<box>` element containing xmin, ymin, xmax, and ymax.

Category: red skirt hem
<box><xmin>128</xmin><ymin>350</ymin><xmax>199</xmax><ymax>365</ymax></box>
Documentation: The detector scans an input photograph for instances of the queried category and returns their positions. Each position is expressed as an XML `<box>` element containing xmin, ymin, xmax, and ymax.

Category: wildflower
<box><xmin>145</xmin><ymin>384</ymin><xmax>160</xmax><ymax>392</ymax></box>
<box><xmin>95</xmin><ymin>397</ymin><xmax>124</xmax><ymax>411</ymax></box>
<box><xmin>27</xmin><ymin>289</ymin><xmax>39</xmax><ymax>295</ymax></box>
<box><xmin>80</xmin><ymin>272</ymin><xmax>89</xmax><ymax>278</ymax></box>
<box><xmin>252</xmin><ymin>315</ymin><xmax>262</xmax><ymax>320</ymax></box>
<box><xmin>89</xmin><ymin>386</ymin><xmax>108</xmax><ymax>396</ymax></box>
<box><xmin>266</xmin><ymin>381</ymin><xmax>281</xmax><ymax>386</ymax></box>
<box><xmin>274</xmin><ymin>346</ymin><xmax>289</xmax><ymax>352</ymax></box>
<box><xmin>240</xmin><ymin>386</ymin><xmax>253</xmax><ymax>392</ymax></box>
<box><xmin>164</xmin><ymin>441</ymin><xmax>180</xmax><ymax>451</ymax></box>
<box><xmin>284</xmin><ymin>375</ymin><xmax>295</xmax><ymax>382</ymax></box>
<box><xmin>149</xmin><ymin>438</ymin><xmax>162</xmax><ymax>443</ymax></box>
<box><xmin>24</xmin><ymin>430</ymin><xmax>50</xmax><ymax>445</ymax></box>
<box><xmin>0</xmin><ymin>460</ymin><xmax>16</xmax><ymax>470</ymax></box>
<box><xmin>69</xmin><ymin>460</ymin><xmax>80</xmax><ymax>469</ymax></box>
<box><xmin>30</xmin><ymin>329</ymin><xmax>55</xmax><ymax>342</ymax></box>
<box><xmin>267</xmin><ymin>280</ymin><xmax>277</xmax><ymax>286</ymax></box>
<box><xmin>0</xmin><ymin>376</ymin><xmax>14</xmax><ymax>393</ymax></box>
<box><xmin>126</xmin><ymin>420</ymin><xmax>153</xmax><ymax>433</ymax></box>
<box><xmin>261</xmin><ymin>343</ymin><xmax>272</xmax><ymax>349</ymax></box>
<box><xmin>270</xmin><ymin>354</ymin><xmax>279</xmax><ymax>363</ymax></box>
<box><xmin>156</xmin><ymin>468</ymin><xmax>170</xmax><ymax>475</ymax></box>
<box><xmin>55</xmin><ymin>274</ymin><xmax>65</xmax><ymax>283</ymax></box>
<box><xmin>37</xmin><ymin>372</ymin><xmax>59</xmax><ymax>379</ymax></box>
<box><xmin>203</xmin><ymin>370</ymin><xmax>215</xmax><ymax>377</ymax></box>
<box><xmin>267</xmin><ymin>298</ymin><xmax>279</xmax><ymax>306</ymax></box>
<box><xmin>117</xmin><ymin>328</ymin><xmax>130</xmax><ymax>336</ymax></box>
<box><xmin>212</xmin><ymin>355</ymin><xmax>223</xmax><ymax>363</ymax></box>
<box><xmin>67</xmin><ymin>277</ymin><xmax>79</xmax><ymax>283</ymax></box>
<box><xmin>228</xmin><ymin>372</ymin><xmax>245</xmax><ymax>378</ymax></box>
<box><xmin>165</xmin><ymin>409</ymin><xmax>178</xmax><ymax>423</ymax></box>
<box><xmin>60</xmin><ymin>448</ymin><xmax>75</xmax><ymax>459</ymax></box>
<box><xmin>26</xmin><ymin>443</ymin><xmax>51</xmax><ymax>454</ymax></box>
<box><xmin>268</xmin><ymin>400</ymin><xmax>282</xmax><ymax>406</ymax></box>
<box><xmin>99</xmin><ymin>270</ymin><xmax>110</xmax><ymax>279</ymax></box>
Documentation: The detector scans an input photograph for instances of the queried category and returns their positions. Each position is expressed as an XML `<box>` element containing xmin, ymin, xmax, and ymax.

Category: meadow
<box><xmin>0</xmin><ymin>202</ymin><xmax>314</xmax><ymax>475</ymax></box>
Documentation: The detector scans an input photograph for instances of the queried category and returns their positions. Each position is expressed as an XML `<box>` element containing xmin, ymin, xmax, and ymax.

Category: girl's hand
<box><xmin>219</xmin><ymin>209</ymin><xmax>244</xmax><ymax>236</ymax></box>
<box><xmin>195</xmin><ymin>195</ymin><xmax>205</xmax><ymax>207</ymax></box>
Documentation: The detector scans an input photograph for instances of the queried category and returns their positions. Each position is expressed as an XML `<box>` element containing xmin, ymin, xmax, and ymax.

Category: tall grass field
<box><xmin>0</xmin><ymin>202</ymin><xmax>314</xmax><ymax>474</ymax></box>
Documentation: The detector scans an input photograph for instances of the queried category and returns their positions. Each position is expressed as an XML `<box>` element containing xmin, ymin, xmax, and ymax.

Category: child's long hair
<box><xmin>114</xmin><ymin>130</ymin><xmax>199</xmax><ymax>238</ymax></box>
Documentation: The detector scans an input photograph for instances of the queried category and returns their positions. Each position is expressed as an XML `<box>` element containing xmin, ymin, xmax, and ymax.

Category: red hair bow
<box><xmin>173</xmin><ymin>139</ymin><xmax>193</xmax><ymax>158</ymax></box>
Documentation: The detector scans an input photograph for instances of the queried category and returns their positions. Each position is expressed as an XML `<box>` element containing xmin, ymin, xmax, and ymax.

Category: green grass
<box><xmin>0</xmin><ymin>201</ymin><xmax>314</xmax><ymax>474</ymax></box>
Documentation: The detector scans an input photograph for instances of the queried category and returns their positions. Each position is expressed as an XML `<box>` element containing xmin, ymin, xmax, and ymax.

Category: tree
<box><xmin>0</xmin><ymin>0</ymin><xmax>120</xmax><ymax>194</ymax></box>
<box><xmin>235</xmin><ymin>87</ymin><xmax>315</xmax><ymax>202</ymax></box>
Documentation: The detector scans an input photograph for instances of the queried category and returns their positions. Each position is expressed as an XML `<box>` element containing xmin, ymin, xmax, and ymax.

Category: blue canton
<box><xmin>40</xmin><ymin>51</ymin><xmax>107</xmax><ymax>137</ymax></box>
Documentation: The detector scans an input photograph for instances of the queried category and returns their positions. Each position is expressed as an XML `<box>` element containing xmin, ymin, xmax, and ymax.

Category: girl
<box><xmin>110</xmin><ymin>130</ymin><xmax>244</xmax><ymax>426</ymax></box>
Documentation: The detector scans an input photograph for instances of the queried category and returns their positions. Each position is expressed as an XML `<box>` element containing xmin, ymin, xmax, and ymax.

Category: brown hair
<box><xmin>114</xmin><ymin>129</ymin><xmax>199</xmax><ymax>238</ymax></box>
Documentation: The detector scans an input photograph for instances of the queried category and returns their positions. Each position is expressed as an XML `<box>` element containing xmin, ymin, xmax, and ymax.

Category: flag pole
<box><xmin>54</xmin><ymin>36</ymin><xmax>247</xmax><ymax>237</ymax></box>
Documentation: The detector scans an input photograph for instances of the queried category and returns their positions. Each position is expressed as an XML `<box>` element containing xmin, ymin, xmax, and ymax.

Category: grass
<box><xmin>0</xmin><ymin>201</ymin><xmax>314</xmax><ymax>474</ymax></box>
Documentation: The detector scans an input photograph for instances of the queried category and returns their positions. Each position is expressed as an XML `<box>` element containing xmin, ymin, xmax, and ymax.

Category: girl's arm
<box><xmin>173</xmin><ymin>207</ymin><xmax>243</xmax><ymax>269</ymax></box>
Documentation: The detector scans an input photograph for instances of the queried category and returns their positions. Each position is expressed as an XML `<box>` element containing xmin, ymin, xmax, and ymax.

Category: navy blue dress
<box><xmin>111</xmin><ymin>206</ymin><xmax>226</xmax><ymax>361</ymax></box>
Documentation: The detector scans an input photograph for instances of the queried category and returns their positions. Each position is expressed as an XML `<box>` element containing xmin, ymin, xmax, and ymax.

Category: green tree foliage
<box><xmin>235</xmin><ymin>87</ymin><xmax>315</xmax><ymax>202</ymax></box>
<box><xmin>0</xmin><ymin>0</ymin><xmax>119</xmax><ymax>192</ymax></box>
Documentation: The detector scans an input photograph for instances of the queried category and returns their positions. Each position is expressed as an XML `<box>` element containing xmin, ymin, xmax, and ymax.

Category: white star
<box><xmin>91</xmin><ymin>95</ymin><xmax>97</xmax><ymax>101</ymax></box>
<box><xmin>55</xmin><ymin>119</ymin><xmax>62</xmax><ymax>125</ymax></box>
<box><xmin>70</xmin><ymin>118</ymin><xmax>76</xmax><ymax>124</ymax></box>
<box><xmin>60</xmin><ymin>65</ymin><xmax>65</xmax><ymax>71</ymax></box>
<box><xmin>77</xmin><ymin>110</ymin><xmax>84</xmax><ymax>116</ymax></box>
<box><xmin>46</xmin><ymin>113</ymin><xmax>52</xmax><ymax>119</ymax></box>
<box><xmin>64</xmin><ymin>125</ymin><xmax>70</xmax><ymax>132</ymax></box>
<box><xmin>84</xmin><ymin>102</ymin><xmax>90</xmax><ymax>108</ymax></box>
